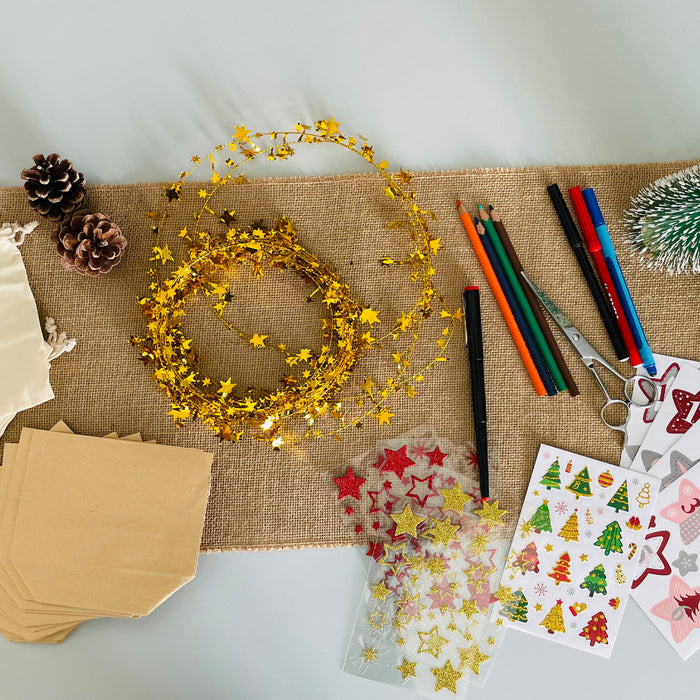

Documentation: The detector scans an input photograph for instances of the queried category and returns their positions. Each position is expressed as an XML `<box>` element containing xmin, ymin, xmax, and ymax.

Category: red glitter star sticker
<box><xmin>406</xmin><ymin>473</ymin><xmax>438</xmax><ymax>508</ymax></box>
<box><xmin>426</xmin><ymin>445</ymin><xmax>448</xmax><ymax>467</ymax></box>
<box><xmin>632</xmin><ymin>516</ymin><xmax>672</xmax><ymax>589</ymax></box>
<box><xmin>380</xmin><ymin>446</ymin><xmax>416</xmax><ymax>479</ymax></box>
<box><xmin>334</xmin><ymin>466</ymin><xmax>366</xmax><ymax>500</ymax></box>
<box><xmin>668</xmin><ymin>388</ymin><xmax>700</xmax><ymax>434</ymax></box>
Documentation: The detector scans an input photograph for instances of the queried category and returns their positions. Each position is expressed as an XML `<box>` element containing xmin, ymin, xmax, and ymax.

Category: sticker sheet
<box><xmin>629</xmin><ymin>362</ymin><xmax>700</xmax><ymax>478</ymax></box>
<box><xmin>502</xmin><ymin>444</ymin><xmax>660</xmax><ymax>657</ymax></box>
<box><xmin>631</xmin><ymin>454</ymin><xmax>700</xmax><ymax>660</ymax></box>
<box><xmin>621</xmin><ymin>354</ymin><xmax>700</xmax><ymax>468</ymax></box>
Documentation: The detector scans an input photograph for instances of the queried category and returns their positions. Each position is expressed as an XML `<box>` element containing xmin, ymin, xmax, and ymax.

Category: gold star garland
<box><xmin>131</xmin><ymin>118</ymin><xmax>459</xmax><ymax>448</ymax></box>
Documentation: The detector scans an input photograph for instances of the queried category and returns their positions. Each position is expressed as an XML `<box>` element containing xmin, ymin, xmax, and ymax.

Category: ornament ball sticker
<box><xmin>502</xmin><ymin>445</ymin><xmax>660</xmax><ymax>657</ymax></box>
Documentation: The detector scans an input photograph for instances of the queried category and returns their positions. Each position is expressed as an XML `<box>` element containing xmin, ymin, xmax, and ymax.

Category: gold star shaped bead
<box><xmin>397</xmin><ymin>657</ymin><xmax>417</xmax><ymax>680</ymax></box>
<box><xmin>432</xmin><ymin>659</ymin><xmax>463</xmax><ymax>694</ymax></box>
<box><xmin>439</xmin><ymin>483</ymin><xmax>473</xmax><ymax>515</ymax></box>
<box><xmin>390</xmin><ymin>504</ymin><xmax>424</xmax><ymax>538</ymax></box>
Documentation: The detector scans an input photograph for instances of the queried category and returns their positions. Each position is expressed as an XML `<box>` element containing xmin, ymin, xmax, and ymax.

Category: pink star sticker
<box><xmin>651</xmin><ymin>576</ymin><xmax>700</xmax><ymax>643</ymax></box>
<box><xmin>426</xmin><ymin>445</ymin><xmax>448</xmax><ymax>467</ymax></box>
<box><xmin>380</xmin><ymin>446</ymin><xmax>416</xmax><ymax>479</ymax></box>
<box><xmin>334</xmin><ymin>466</ymin><xmax>366</xmax><ymax>500</ymax></box>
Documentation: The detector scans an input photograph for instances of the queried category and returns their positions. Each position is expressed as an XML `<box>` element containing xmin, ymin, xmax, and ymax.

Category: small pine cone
<box><xmin>21</xmin><ymin>153</ymin><xmax>86</xmax><ymax>221</ymax></box>
<box><xmin>52</xmin><ymin>209</ymin><xmax>127</xmax><ymax>277</ymax></box>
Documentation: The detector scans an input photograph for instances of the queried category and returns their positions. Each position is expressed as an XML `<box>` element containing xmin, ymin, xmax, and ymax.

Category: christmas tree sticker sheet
<box><xmin>621</xmin><ymin>354</ymin><xmax>700</xmax><ymax>468</ymax></box>
<box><xmin>502</xmin><ymin>444</ymin><xmax>660</xmax><ymax>658</ymax></box>
<box><xmin>338</xmin><ymin>428</ymin><xmax>511</xmax><ymax>696</ymax></box>
<box><xmin>631</xmin><ymin>426</ymin><xmax>700</xmax><ymax>659</ymax></box>
<box><xmin>628</xmin><ymin>361</ymin><xmax>700</xmax><ymax>477</ymax></box>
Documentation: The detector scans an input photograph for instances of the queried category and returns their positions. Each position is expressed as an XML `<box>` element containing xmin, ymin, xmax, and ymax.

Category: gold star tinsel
<box><xmin>131</xmin><ymin>118</ymin><xmax>459</xmax><ymax>448</ymax></box>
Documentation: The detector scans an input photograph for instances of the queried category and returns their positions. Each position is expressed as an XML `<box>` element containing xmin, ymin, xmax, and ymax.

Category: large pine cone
<box><xmin>52</xmin><ymin>210</ymin><xmax>127</xmax><ymax>276</ymax></box>
<box><xmin>21</xmin><ymin>153</ymin><xmax>86</xmax><ymax>221</ymax></box>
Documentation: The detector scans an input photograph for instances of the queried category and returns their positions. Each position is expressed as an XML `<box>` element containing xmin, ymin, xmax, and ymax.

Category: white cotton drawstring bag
<box><xmin>0</xmin><ymin>222</ymin><xmax>75</xmax><ymax>436</ymax></box>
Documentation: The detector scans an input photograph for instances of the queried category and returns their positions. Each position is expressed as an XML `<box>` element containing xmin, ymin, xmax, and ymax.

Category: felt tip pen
<box><xmin>581</xmin><ymin>188</ymin><xmax>656</xmax><ymax>376</ymax></box>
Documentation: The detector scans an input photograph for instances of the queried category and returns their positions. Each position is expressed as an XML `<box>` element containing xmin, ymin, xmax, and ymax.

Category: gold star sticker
<box><xmin>470</xmin><ymin>532</ymin><xmax>489</xmax><ymax>556</ymax></box>
<box><xmin>458</xmin><ymin>599</ymin><xmax>479</xmax><ymax>619</ymax></box>
<box><xmin>545</xmin><ymin>544</ymin><xmax>553</xmax><ymax>552</ymax></box>
<box><xmin>249</xmin><ymin>333</ymin><xmax>268</xmax><ymax>348</ymax></box>
<box><xmin>494</xmin><ymin>585</ymin><xmax>514</xmax><ymax>605</ymax></box>
<box><xmin>426</xmin><ymin>517</ymin><xmax>460</xmax><ymax>547</ymax></box>
<box><xmin>397</xmin><ymin>657</ymin><xmax>417</xmax><ymax>680</ymax></box>
<box><xmin>440</xmin><ymin>483</ymin><xmax>473</xmax><ymax>515</ymax></box>
<box><xmin>359</xmin><ymin>307</ymin><xmax>380</xmax><ymax>325</ymax></box>
<box><xmin>533</xmin><ymin>490</ymin><xmax>539</xmax><ymax>496</ymax></box>
<box><xmin>396</xmin><ymin>637</ymin><xmax>405</xmax><ymax>646</ymax></box>
<box><xmin>580</xmin><ymin>553</ymin><xmax>588</xmax><ymax>562</ymax></box>
<box><xmin>519</xmin><ymin>520</ymin><xmax>533</xmax><ymax>539</ymax></box>
<box><xmin>475</xmin><ymin>499</ymin><xmax>507</xmax><ymax>527</ymax></box>
<box><xmin>406</xmin><ymin>555</ymin><xmax>426</xmax><ymax>572</ymax></box>
<box><xmin>534</xmin><ymin>603</ymin><xmax>543</xmax><ymax>612</ymax></box>
<box><xmin>390</xmin><ymin>504</ymin><xmax>424</xmax><ymax>538</ymax></box>
<box><xmin>487</xmin><ymin>637</ymin><xmax>496</xmax><ymax>646</ymax></box>
<box><xmin>375</xmin><ymin>407</ymin><xmax>394</xmax><ymax>426</ymax></box>
<box><xmin>432</xmin><ymin>659</ymin><xmax>463</xmax><ymax>694</ymax></box>
<box><xmin>495</xmin><ymin>618</ymin><xmax>504</xmax><ymax>626</ymax></box>
<box><xmin>458</xmin><ymin>643</ymin><xmax>489</xmax><ymax>675</ymax></box>
<box><xmin>361</xmin><ymin>646</ymin><xmax>378</xmax><ymax>664</ymax></box>
<box><xmin>379</xmin><ymin>542</ymin><xmax>406</xmax><ymax>575</ymax></box>
<box><xmin>370</xmin><ymin>581</ymin><xmax>391</xmax><ymax>602</ymax></box>
<box><xmin>417</xmin><ymin>625</ymin><xmax>449</xmax><ymax>658</ymax></box>
<box><xmin>367</xmin><ymin>610</ymin><xmax>386</xmax><ymax>631</ymax></box>
<box><xmin>217</xmin><ymin>378</ymin><xmax>236</xmax><ymax>396</ymax></box>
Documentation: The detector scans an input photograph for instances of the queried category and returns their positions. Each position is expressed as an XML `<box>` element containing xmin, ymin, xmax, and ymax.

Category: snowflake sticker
<box><xmin>567</xmin><ymin>587</ymin><xmax>576</xmax><ymax>597</ymax></box>
<box><xmin>554</xmin><ymin>502</ymin><xmax>568</xmax><ymax>516</ymax></box>
<box><xmin>584</xmin><ymin>529</ymin><xmax>593</xmax><ymax>539</ymax></box>
<box><xmin>534</xmin><ymin>583</ymin><xmax>548</xmax><ymax>597</ymax></box>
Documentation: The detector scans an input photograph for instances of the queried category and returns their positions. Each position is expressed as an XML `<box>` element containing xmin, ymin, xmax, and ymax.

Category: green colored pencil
<box><xmin>478</xmin><ymin>205</ymin><xmax>567</xmax><ymax>392</ymax></box>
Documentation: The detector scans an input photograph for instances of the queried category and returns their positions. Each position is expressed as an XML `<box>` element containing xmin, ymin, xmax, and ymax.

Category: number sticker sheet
<box><xmin>631</xmin><ymin>422</ymin><xmax>700</xmax><ymax>660</ymax></box>
<box><xmin>502</xmin><ymin>445</ymin><xmax>660</xmax><ymax>658</ymax></box>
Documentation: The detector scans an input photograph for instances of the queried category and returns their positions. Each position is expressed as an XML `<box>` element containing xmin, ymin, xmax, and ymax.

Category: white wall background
<box><xmin>1</xmin><ymin>1</ymin><xmax>699</xmax><ymax>697</ymax></box>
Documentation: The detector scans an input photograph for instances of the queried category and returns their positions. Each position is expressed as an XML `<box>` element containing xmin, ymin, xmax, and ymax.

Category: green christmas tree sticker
<box><xmin>566</xmin><ymin>466</ymin><xmax>593</xmax><ymax>499</ymax></box>
<box><xmin>607</xmin><ymin>480</ymin><xmax>629</xmax><ymax>513</ymax></box>
<box><xmin>580</xmin><ymin>564</ymin><xmax>607</xmax><ymax>597</ymax></box>
<box><xmin>540</xmin><ymin>458</ymin><xmax>561</xmax><ymax>490</ymax></box>
<box><xmin>594</xmin><ymin>521</ymin><xmax>623</xmax><ymax>556</ymax></box>
<box><xmin>500</xmin><ymin>589</ymin><xmax>528</xmax><ymax>623</ymax></box>
<box><xmin>529</xmin><ymin>500</ymin><xmax>552</xmax><ymax>533</ymax></box>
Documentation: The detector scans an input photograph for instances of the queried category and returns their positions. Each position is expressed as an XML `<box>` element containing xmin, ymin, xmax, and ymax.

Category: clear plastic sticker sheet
<box><xmin>339</xmin><ymin>428</ymin><xmax>511</xmax><ymax>696</ymax></box>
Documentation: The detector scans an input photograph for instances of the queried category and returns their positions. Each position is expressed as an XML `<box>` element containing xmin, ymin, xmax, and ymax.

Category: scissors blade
<box><xmin>520</xmin><ymin>272</ymin><xmax>575</xmax><ymax>331</ymax></box>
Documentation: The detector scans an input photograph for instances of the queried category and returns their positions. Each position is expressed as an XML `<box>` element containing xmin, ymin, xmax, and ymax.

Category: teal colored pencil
<box><xmin>478</xmin><ymin>205</ymin><xmax>566</xmax><ymax>393</ymax></box>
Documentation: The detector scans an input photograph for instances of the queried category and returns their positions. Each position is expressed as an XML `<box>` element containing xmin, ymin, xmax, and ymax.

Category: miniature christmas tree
<box><xmin>579</xmin><ymin>611</ymin><xmax>609</xmax><ymax>647</ymax></box>
<box><xmin>595</xmin><ymin>521</ymin><xmax>623</xmax><ymax>556</ymax></box>
<box><xmin>615</xmin><ymin>563</ymin><xmax>627</xmax><ymax>585</ymax></box>
<box><xmin>547</xmin><ymin>552</ymin><xmax>572</xmax><ymax>585</ymax></box>
<box><xmin>529</xmin><ymin>501</ymin><xmax>552</xmax><ymax>533</ymax></box>
<box><xmin>540</xmin><ymin>458</ymin><xmax>561</xmax><ymax>490</ymax></box>
<box><xmin>540</xmin><ymin>600</ymin><xmax>566</xmax><ymax>635</ymax></box>
<box><xmin>625</xmin><ymin>164</ymin><xmax>700</xmax><ymax>275</ymax></box>
<box><xmin>636</xmin><ymin>483</ymin><xmax>651</xmax><ymax>509</ymax></box>
<box><xmin>512</xmin><ymin>541</ymin><xmax>539</xmax><ymax>574</ymax></box>
<box><xmin>607</xmin><ymin>480</ymin><xmax>629</xmax><ymax>513</ymax></box>
<box><xmin>585</xmin><ymin>508</ymin><xmax>594</xmax><ymax>525</ymax></box>
<box><xmin>558</xmin><ymin>510</ymin><xmax>579</xmax><ymax>542</ymax></box>
<box><xmin>580</xmin><ymin>564</ymin><xmax>607</xmax><ymax>597</ymax></box>
<box><xmin>500</xmin><ymin>589</ymin><xmax>528</xmax><ymax>623</ymax></box>
<box><xmin>566</xmin><ymin>467</ymin><xmax>593</xmax><ymax>499</ymax></box>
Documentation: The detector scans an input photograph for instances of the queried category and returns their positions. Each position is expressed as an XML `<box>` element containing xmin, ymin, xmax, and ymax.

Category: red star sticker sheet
<box><xmin>621</xmin><ymin>354</ymin><xmax>700</xmax><ymax>468</ymax></box>
<box><xmin>503</xmin><ymin>445</ymin><xmax>660</xmax><ymax>658</ymax></box>
<box><xmin>631</xmin><ymin>430</ymin><xmax>700</xmax><ymax>659</ymax></box>
<box><xmin>335</xmin><ymin>427</ymin><xmax>511</xmax><ymax>697</ymax></box>
<box><xmin>628</xmin><ymin>361</ymin><xmax>700</xmax><ymax>477</ymax></box>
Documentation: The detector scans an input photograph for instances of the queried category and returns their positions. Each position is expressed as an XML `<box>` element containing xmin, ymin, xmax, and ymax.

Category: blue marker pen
<box><xmin>581</xmin><ymin>188</ymin><xmax>657</xmax><ymax>376</ymax></box>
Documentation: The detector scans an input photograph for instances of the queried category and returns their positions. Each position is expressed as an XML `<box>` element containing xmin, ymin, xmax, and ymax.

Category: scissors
<box><xmin>521</xmin><ymin>272</ymin><xmax>658</xmax><ymax>432</ymax></box>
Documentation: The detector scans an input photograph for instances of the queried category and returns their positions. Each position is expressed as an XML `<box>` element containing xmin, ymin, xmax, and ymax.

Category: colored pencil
<box><xmin>458</xmin><ymin>202</ymin><xmax>547</xmax><ymax>396</ymax></box>
<box><xmin>462</xmin><ymin>286</ymin><xmax>489</xmax><ymax>498</ymax></box>
<box><xmin>475</xmin><ymin>218</ymin><xmax>557</xmax><ymax>396</ymax></box>
<box><xmin>489</xmin><ymin>206</ymin><xmax>580</xmax><ymax>397</ymax></box>
<box><xmin>479</xmin><ymin>205</ymin><xmax>565</xmax><ymax>393</ymax></box>
<box><xmin>546</xmin><ymin>184</ymin><xmax>629</xmax><ymax>362</ymax></box>
<box><xmin>568</xmin><ymin>187</ymin><xmax>642</xmax><ymax>368</ymax></box>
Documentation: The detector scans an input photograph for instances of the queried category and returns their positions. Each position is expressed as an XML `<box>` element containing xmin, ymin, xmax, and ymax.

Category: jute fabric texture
<box><xmin>1</xmin><ymin>159</ymin><xmax>698</xmax><ymax>551</ymax></box>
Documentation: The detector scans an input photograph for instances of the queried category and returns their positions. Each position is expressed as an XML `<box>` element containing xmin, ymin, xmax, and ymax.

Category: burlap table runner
<box><xmin>1</xmin><ymin>159</ymin><xmax>698</xmax><ymax>551</ymax></box>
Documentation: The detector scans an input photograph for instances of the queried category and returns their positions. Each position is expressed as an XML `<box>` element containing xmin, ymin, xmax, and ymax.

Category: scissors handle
<box><xmin>624</xmin><ymin>375</ymin><xmax>659</xmax><ymax>407</ymax></box>
<box><xmin>600</xmin><ymin>398</ymin><xmax>631</xmax><ymax>433</ymax></box>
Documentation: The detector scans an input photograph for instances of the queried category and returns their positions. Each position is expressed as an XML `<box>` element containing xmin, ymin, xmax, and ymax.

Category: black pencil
<box><xmin>462</xmin><ymin>286</ymin><xmax>489</xmax><ymax>498</ymax></box>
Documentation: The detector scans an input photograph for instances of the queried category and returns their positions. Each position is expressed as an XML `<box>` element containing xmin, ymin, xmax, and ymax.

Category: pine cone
<box><xmin>21</xmin><ymin>153</ymin><xmax>86</xmax><ymax>221</ymax></box>
<box><xmin>52</xmin><ymin>210</ymin><xmax>127</xmax><ymax>277</ymax></box>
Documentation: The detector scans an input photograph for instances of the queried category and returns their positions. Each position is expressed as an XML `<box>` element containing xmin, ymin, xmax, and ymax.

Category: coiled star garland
<box><xmin>131</xmin><ymin>118</ymin><xmax>460</xmax><ymax>448</ymax></box>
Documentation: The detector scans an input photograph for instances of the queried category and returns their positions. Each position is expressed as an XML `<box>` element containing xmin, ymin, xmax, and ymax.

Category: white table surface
<box><xmin>2</xmin><ymin>0</ymin><xmax>700</xmax><ymax>697</ymax></box>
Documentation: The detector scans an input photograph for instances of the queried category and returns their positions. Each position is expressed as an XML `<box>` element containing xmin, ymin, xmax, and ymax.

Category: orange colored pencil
<box><xmin>458</xmin><ymin>201</ymin><xmax>547</xmax><ymax>396</ymax></box>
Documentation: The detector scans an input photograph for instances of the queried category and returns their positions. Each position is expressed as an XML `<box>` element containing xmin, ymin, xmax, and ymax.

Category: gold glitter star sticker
<box><xmin>417</xmin><ymin>625</ymin><xmax>449</xmax><ymax>658</ymax></box>
<box><xmin>379</xmin><ymin>542</ymin><xmax>406</xmax><ymax>575</ymax></box>
<box><xmin>580</xmin><ymin>553</ymin><xmax>588</xmax><ymax>562</ymax></box>
<box><xmin>370</xmin><ymin>581</ymin><xmax>391</xmax><ymax>602</ymax></box>
<box><xmin>475</xmin><ymin>499</ymin><xmax>506</xmax><ymax>527</ymax></box>
<box><xmin>390</xmin><ymin>504</ymin><xmax>424</xmax><ymax>538</ymax></box>
<box><xmin>397</xmin><ymin>657</ymin><xmax>417</xmax><ymax>680</ymax></box>
<box><xmin>494</xmin><ymin>585</ymin><xmax>514</xmax><ymax>605</ymax></box>
<box><xmin>439</xmin><ymin>483</ymin><xmax>473</xmax><ymax>515</ymax></box>
<box><xmin>545</xmin><ymin>544</ymin><xmax>553</xmax><ymax>552</ymax></box>
<box><xmin>519</xmin><ymin>520</ymin><xmax>533</xmax><ymax>539</ymax></box>
<box><xmin>458</xmin><ymin>599</ymin><xmax>479</xmax><ymax>619</ymax></box>
<box><xmin>426</xmin><ymin>517</ymin><xmax>460</xmax><ymax>547</ymax></box>
<box><xmin>458</xmin><ymin>642</ymin><xmax>489</xmax><ymax>675</ymax></box>
<box><xmin>534</xmin><ymin>603</ymin><xmax>543</xmax><ymax>612</ymax></box>
<box><xmin>432</xmin><ymin>659</ymin><xmax>463</xmax><ymax>694</ymax></box>
<box><xmin>361</xmin><ymin>646</ymin><xmax>379</xmax><ymax>664</ymax></box>
<box><xmin>367</xmin><ymin>610</ymin><xmax>386</xmax><ymax>631</ymax></box>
